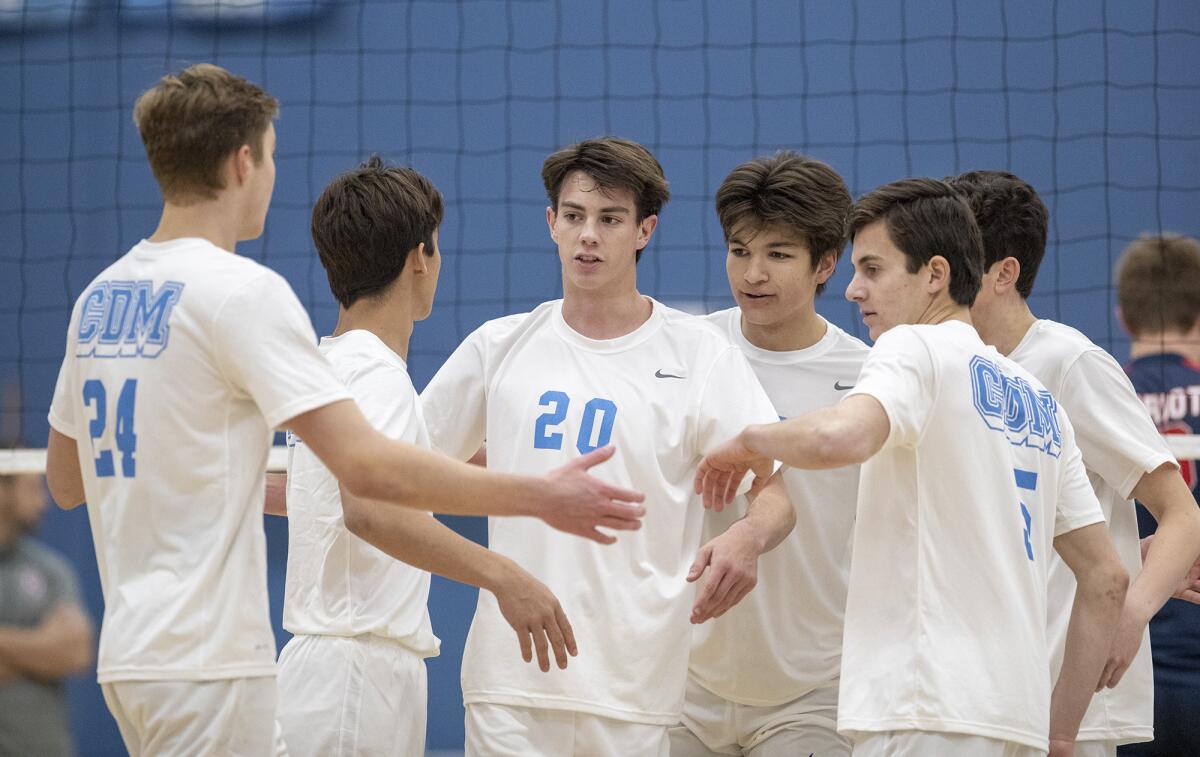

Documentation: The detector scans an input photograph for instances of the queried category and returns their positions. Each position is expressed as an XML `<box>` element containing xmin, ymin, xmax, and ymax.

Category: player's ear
<box><xmin>410</xmin><ymin>242</ymin><xmax>428</xmax><ymax>274</ymax></box>
<box><xmin>636</xmin><ymin>214</ymin><xmax>658</xmax><ymax>250</ymax></box>
<box><xmin>994</xmin><ymin>256</ymin><xmax>1021</xmax><ymax>292</ymax></box>
<box><xmin>546</xmin><ymin>206</ymin><xmax>558</xmax><ymax>242</ymax></box>
<box><xmin>232</xmin><ymin>144</ymin><xmax>254</xmax><ymax>185</ymax></box>
<box><xmin>926</xmin><ymin>255</ymin><xmax>951</xmax><ymax>294</ymax></box>
<box><xmin>814</xmin><ymin>250</ymin><xmax>838</xmax><ymax>284</ymax></box>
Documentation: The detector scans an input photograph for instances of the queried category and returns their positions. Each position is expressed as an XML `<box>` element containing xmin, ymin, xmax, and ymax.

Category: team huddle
<box><xmin>42</xmin><ymin>65</ymin><xmax>1200</xmax><ymax>757</ymax></box>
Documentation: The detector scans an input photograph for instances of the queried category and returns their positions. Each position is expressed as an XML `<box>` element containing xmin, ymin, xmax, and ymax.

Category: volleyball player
<box><xmin>670</xmin><ymin>152</ymin><xmax>866</xmax><ymax>757</ymax></box>
<box><xmin>274</xmin><ymin>157</ymin><xmax>584</xmax><ymax>755</ymax></box>
<box><xmin>951</xmin><ymin>171</ymin><xmax>1200</xmax><ymax>757</ymax></box>
<box><xmin>419</xmin><ymin>137</ymin><xmax>791</xmax><ymax>756</ymax></box>
<box><xmin>42</xmin><ymin>65</ymin><xmax>644</xmax><ymax>755</ymax></box>
<box><xmin>697</xmin><ymin>178</ymin><xmax>1129</xmax><ymax>757</ymax></box>
<box><xmin>1116</xmin><ymin>233</ymin><xmax>1200</xmax><ymax>757</ymax></box>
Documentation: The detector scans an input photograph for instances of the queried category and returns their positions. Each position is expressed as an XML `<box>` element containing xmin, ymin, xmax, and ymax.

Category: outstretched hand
<box><xmin>540</xmin><ymin>445</ymin><xmax>646</xmax><ymax>544</ymax></box>
<box><xmin>694</xmin><ymin>432</ymin><xmax>772</xmax><ymax>511</ymax></box>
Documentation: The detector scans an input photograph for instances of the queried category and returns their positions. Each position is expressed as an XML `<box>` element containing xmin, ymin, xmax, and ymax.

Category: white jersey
<box><xmin>1010</xmin><ymin>319</ymin><xmax>1175</xmax><ymax>744</ymax></box>
<box><xmin>282</xmin><ymin>330</ymin><xmax>440</xmax><ymax>657</ymax></box>
<box><xmin>47</xmin><ymin>237</ymin><xmax>350</xmax><ymax>683</ymax></box>
<box><xmin>421</xmin><ymin>298</ymin><xmax>779</xmax><ymax>725</ymax></box>
<box><xmin>840</xmin><ymin>321</ymin><xmax>1105</xmax><ymax>751</ymax></box>
<box><xmin>688</xmin><ymin>308</ymin><xmax>868</xmax><ymax>706</ymax></box>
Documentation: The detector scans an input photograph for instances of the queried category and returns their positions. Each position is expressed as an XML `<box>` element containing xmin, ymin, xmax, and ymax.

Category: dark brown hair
<box><xmin>133</xmin><ymin>63</ymin><xmax>278</xmax><ymax>204</ymax></box>
<box><xmin>311</xmin><ymin>155</ymin><xmax>444</xmax><ymax>309</ymax></box>
<box><xmin>716</xmin><ymin>151</ymin><xmax>851</xmax><ymax>295</ymax></box>
<box><xmin>850</xmin><ymin>178</ymin><xmax>984</xmax><ymax>306</ymax></box>
<box><xmin>541</xmin><ymin>137</ymin><xmax>670</xmax><ymax>261</ymax></box>
<box><xmin>948</xmin><ymin>170</ymin><xmax>1048</xmax><ymax>299</ymax></box>
<box><xmin>1117</xmin><ymin>233</ymin><xmax>1200</xmax><ymax>336</ymax></box>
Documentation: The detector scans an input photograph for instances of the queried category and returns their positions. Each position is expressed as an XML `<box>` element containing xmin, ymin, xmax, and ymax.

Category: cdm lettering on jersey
<box><xmin>970</xmin><ymin>355</ymin><xmax>1063</xmax><ymax>458</ymax></box>
<box><xmin>75</xmin><ymin>281</ymin><xmax>185</xmax><ymax>358</ymax></box>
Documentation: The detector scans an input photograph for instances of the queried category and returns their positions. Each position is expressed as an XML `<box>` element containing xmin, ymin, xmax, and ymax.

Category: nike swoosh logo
<box><xmin>834</xmin><ymin>381</ymin><xmax>855</xmax><ymax>390</ymax></box>
<box><xmin>655</xmin><ymin>369</ymin><xmax>685</xmax><ymax>379</ymax></box>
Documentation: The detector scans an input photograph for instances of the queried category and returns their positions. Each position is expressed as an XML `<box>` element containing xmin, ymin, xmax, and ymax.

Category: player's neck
<box><xmin>560</xmin><ymin>285</ymin><xmax>652</xmax><ymax>340</ymax></box>
<box><xmin>739</xmin><ymin>307</ymin><xmax>827</xmax><ymax>352</ymax></box>
<box><xmin>982</xmin><ymin>298</ymin><xmax>1038</xmax><ymax>356</ymax></box>
<box><xmin>1129</xmin><ymin>330</ymin><xmax>1200</xmax><ymax>364</ymax></box>
<box><xmin>917</xmin><ymin>294</ymin><xmax>973</xmax><ymax>333</ymax></box>
<box><xmin>331</xmin><ymin>299</ymin><xmax>415</xmax><ymax>361</ymax></box>
<box><xmin>149</xmin><ymin>201</ymin><xmax>240</xmax><ymax>253</ymax></box>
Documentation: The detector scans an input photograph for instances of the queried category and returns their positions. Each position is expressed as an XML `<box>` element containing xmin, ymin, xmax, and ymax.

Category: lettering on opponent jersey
<box><xmin>76</xmin><ymin>280</ymin><xmax>185</xmax><ymax>358</ymax></box>
<box><xmin>970</xmin><ymin>355</ymin><xmax>1063</xmax><ymax>457</ymax></box>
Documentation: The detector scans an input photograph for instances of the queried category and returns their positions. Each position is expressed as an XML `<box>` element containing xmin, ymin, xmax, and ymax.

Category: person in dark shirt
<box><xmin>1117</xmin><ymin>233</ymin><xmax>1200</xmax><ymax>757</ymax></box>
<box><xmin>0</xmin><ymin>473</ymin><xmax>94</xmax><ymax>756</ymax></box>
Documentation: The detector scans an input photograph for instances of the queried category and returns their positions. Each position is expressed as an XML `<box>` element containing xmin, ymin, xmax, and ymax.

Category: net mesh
<box><xmin>3</xmin><ymin>3</ymin><xmax>1200</xmax><ymax>752</ymax></box>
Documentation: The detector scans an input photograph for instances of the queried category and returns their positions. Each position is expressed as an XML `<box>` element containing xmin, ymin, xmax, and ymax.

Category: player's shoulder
<box><xmin>822</xmin><ymin>318</ymin><xmax>871</xmax><ymax>358</ymax></box>
<box><xmin>321</xmin><ymin>330</ymin><xmax>410</xmax><ymax>380</ymax></box>
<box><xmin>1018</xmin><ymin>319</ymin><xmax>1103</xmax><ymax>361</ymax></box>
<box><xmin>470</xmin><ymin>301</ymin><xmax>554</xmax><ymax>342</ymax></box>
<box><xmin>657</xmin><ymin>301</ymin><xmax>736</xmax><ymax>352</ymax></box>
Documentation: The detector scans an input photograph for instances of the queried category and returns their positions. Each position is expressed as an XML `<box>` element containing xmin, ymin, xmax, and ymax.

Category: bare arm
<box><xmin>0</xmin><ymin>603</ymin><xmax>94</xmax><ymax>682</ymax></box>
<box><xmin>1098</xmin><ymin>463</ymin><xmax>1200</xmax><ymax>687</ymax></box>
<box><xmin>1049</xmin><ymin>522</ymin><xmax>1129</xmax><ymax>750</ymax></box>
<box><xmin>689</xmin><ymin>469</ymin><xmax>796</xmax><ymax>623</ymax></box>
<box><xmin>340</xmin><ymin>486</ymin><xmax>575</xmax><ymax>672</ymax></box>
<box><xmin>287</xmin><ymin>400</ymin><xmax>644</xmax><ymax>544</ymax></box>
<box><xmin>46</xmin><ymin>429</ymin><xmax>86</xmax><ymax>510</ymax></box>
<box><xmin>1141</xmin><ymin>534</ymin><xmax>1200</xmax><ymax>604</ymax></box>
<box><xmin>264</xmin><ymin>472</ymin><xmax>288</xmax><ymax>517</ymax></box>
<box><xmin>695</xmin><ymin>395</ymin><xmax>889</xmax><ymax>510</ymax></box>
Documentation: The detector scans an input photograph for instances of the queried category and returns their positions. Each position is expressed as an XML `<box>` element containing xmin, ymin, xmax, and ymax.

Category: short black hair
<box><xmin>850</xmin><ymin>177</ymin><xmax>984</xmax><ymax>307</ymax></box>
<box><xmin>947</xmin><ymin>170</ymin><xmax>1048</xmax><ymax>299</ymax></box>
<box><xmin>716</xmin><ymin>151</ymin><xmax>851</xmax><ymax>295</ymax></box>
<box><xmin>311</xmin><ymin>155</ymin><xmax>444</xmax><ymax>309</ymax></box>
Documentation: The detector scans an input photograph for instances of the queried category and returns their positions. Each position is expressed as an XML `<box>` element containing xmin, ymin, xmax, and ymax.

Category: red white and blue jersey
<box><xmin>1126</xmin><ymin>352</ymin><xmax>1200</xmax><ymax>683</ymax></box>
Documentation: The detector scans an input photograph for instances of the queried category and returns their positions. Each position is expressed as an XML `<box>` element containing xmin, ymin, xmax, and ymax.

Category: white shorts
<box><xmin>276</xmin><ymin>633</ymin><xmax>427</xmax><ymax>757</ymax></box>
<box><xmin>465</xmin><ymin>702</ymin><xmax>670</xmax><ymax>757</ymax></box>
<box><xmin>1073</xmin><ymin>740</ymin><xmax>1118</xmax><ymax>757</ymax></box>
<box><xmin>852</xmin><ymin>731</ymin><xmax>1046</xmax><ymax>757</ymax></box>
<box><xmin>670</xmin><ymin>676</ymin><xmax>850</xmax><ymax>757</ymax></box>
<box><xmin>101</xmin><ymin>677</ymin><xmax>287</xmax><ymax>757</ymax></box>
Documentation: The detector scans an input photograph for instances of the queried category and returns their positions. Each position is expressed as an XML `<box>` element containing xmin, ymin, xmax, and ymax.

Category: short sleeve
<box><xmin>1059</xmin><ymin>349</ymin><xmax>1177</xmax><ymax>499</ymax></box>
<box><xmin>1054</xmin><ymin>422</ymin><xmax>1107</xmax><ymax>536</ymax></box>
<box><xmin>47</xmin><ymin>305</ymin><xmax>81</xmax><ymax>439</ymax></box>
<box><xmin>421</xmin><ymin>326</ymin><xmax>489</xmax><ymax>461</ymax></box>
<box><xmin>692</xmin><ymin>346</ymin><xmax>780</xmax><ymax>455</ymax></box>
<box><xmin>845</xmin><ymin>326</ymin><xmax>937</xmax><ymax>449</ymax></box>
<box><xmin>212</xmin><ymin>272</ymin><xmax>350</xmax><ymax>428</ymax></box>
<box><xmin>350</xmin><ymin>360</ymin><xmax>423</xmax><ymax>445</ymax></box>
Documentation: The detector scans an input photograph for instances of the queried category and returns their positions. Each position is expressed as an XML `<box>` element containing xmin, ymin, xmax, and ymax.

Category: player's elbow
<box><xmin>811</xmin><ymin>415</ymin><xmax>872</xmax><ymax>468</ymax></box>
<box><xmin>341</xmin><ymin>494</ymin><xmax>374</xmax><ymax>540</ymax></box>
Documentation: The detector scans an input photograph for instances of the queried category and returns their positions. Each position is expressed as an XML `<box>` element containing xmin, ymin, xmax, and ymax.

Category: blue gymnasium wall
<box><xmin>2</xmin><ymin>1</ymin><xmax>1198</xmax><ymax>753</ymax></box>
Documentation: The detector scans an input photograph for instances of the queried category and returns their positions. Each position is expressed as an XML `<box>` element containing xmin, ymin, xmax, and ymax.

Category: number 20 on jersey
<box><xmin>533</xmin><ymin>390</ymin><xmax>618</xmax><ymax>454</ymax></box>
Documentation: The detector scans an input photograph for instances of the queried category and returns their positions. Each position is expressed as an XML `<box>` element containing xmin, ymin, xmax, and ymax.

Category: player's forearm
<box><xmin>349</xmin><ymin>437</ymin><xmax>540</xmax><ymax>518</ymax></box>
<box><xmin>738</xmin><ymin>471</ymin><xmax>795</xmax><ymax>555</ymax></box>
<box><xmin>741</xmin><ymin>407</ymin><xmax>870</xmax><ymax>470</ymax></box>
<box><xmin>1126</xmin><ymin>468</ymin><xmax>1200</xmax><ymax>622</ymax></box>
<box><xmin>1050</xmin><ymin>567</ymin><xmax>1128</xmax><ymax>741</ymax></box>
<box><xmin>342</xmin><ymin>487</ymin><xmax>516</xmax><ymax>592</ymax></box>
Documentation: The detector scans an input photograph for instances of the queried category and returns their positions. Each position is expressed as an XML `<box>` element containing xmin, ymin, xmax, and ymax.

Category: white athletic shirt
<box><xmin>839</xmin><ymin>321</ymin><xmax>1105</xmax><ymax>751</ymax></box>
<box><xmin>47</xmin><ymin>238</ymin><xmax>350</xmax><ymax>683</ymax></box>
<box><xmin>420</xmin><ymin>298</ymin><xmax>779</xmax><ymax>725</ymax></box>
<box><xmin>281</xmin><ymin>330</ymin><xmax>440</xmax><ymax>657</ymax></box>
<box><xmin>688</xmin><ymin>308</ymin><xmax>868</xmax><ymax>706</ymax></box>
<box><xmin>1010</xmin><ymin>319</ymin><xmax>1175</xmax><ymax>744</ymax></box>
